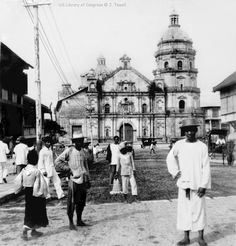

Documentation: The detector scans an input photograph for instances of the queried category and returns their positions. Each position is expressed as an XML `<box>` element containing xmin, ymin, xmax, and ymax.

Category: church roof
<box><xmin>160</xmin><ymin>27</ymin><xmax>191</xmax><ymax>43</ymax></box>
<box><xmin>213</xmin><ymin>71</ymin><xmax>236</xmax><ymax>92</ymax></box>
<box><xmin>103</xmin><ymin>66</ymin><xmax>151</xmax><ymax>85</ymax></box>
<box><xmin>55</xmin><ymin>87</ymin><xmax>88</xmax><ymax>111</ymax></box>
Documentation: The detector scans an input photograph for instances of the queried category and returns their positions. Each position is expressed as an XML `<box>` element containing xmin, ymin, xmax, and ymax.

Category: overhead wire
<box><xmin>23</xmin><ymin>0</ymin><xmax>68</xmax><ymax>84</ymax></box>
<box><xmin>23</xmin><ymin>0</ymin><xmax>89</xmax><ymax>110</ymax></box>
<box><xmin>48</xmin><ymin>5</ymin><xmax>81</xmax><ymax>83</ymax></box>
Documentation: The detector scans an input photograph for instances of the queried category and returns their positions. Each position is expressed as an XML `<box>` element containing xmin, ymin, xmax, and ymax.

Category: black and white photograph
<box><xmin>0</xmin><ymin>0</ymin><xmax>236</xmax><ymax>245</ymax></box>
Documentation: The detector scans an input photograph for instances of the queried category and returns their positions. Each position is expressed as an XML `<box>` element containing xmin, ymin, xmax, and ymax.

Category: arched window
<box><xmin>164</xmin><ymin>61</ymin><xmax>169</xmax><ymax>69</ymax></box>
<box><xmin>179</xmin><ymin>100</ymin><xmax>185</xmax><ymax>112</ymax></box>
<box><xmin>180</xmin><ymin>84</ymin><xmax>183</xmax><ymax>90</ymax></box>
<box><xmin>190</xmin><ymin>62</ymin><xmax>192</xmax><ymax>69</ymax></box>
<box><xmin>104</xmin><ymin>104</ymin><xmax>110</xmax><ymax>114</ymax></box>
<box><xmin>177</xmin><ymin>61</ymin><xmax>183</xmax><ymax>70</ymax></box>
<box><xmin>142</xmin><ymin>103</ymin><xmax>147</xmax><ymax>113</ymax></box>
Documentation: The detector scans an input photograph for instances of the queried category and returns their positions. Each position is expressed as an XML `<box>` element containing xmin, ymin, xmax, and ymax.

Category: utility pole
<box><xmin>89</xmin><ymin>108</ymin><xmax>93</xmax><ymax>145</ymax></box>
<box><xmin>24</xmin><ymin>0</ymin><xmax>51</xmax><ymax>143</ymax></box>
<box><xmin>123</xmin><ymin>109</ymin><xmax>125</xmax><ymax>141</ymax></box>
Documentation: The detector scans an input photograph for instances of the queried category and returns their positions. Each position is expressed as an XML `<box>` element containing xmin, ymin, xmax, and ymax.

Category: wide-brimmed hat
<box><xmin>72</xmin><ymin>137</ymin><xmax>84</xmax><ymax>144</ymax></box>
<box><xmin>83</xmin><ymin>140</ymin><xmax>91</xmax><ymax>148</ymax></box>
<box><xmin>16</xmin><ymin>136</ymin><xmax>24</xmax><ymax>143</ymax></box>
<box><xmin>180</xmin><ymin>118</ymin><xmax>200</xmax><ymax>128</ymax></box>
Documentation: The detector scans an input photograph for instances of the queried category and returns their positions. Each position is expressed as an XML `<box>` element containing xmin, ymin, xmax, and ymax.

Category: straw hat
<box><xmin>180</xmin><ymin>118</ymin><xmax>200</xmax><ymax>128</ymax></box>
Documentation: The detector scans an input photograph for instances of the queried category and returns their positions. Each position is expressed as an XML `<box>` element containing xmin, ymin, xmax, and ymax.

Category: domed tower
<box><xmin>155</xmin><ymin>10</ymin><xmax>204</xmax><ymax>138</ymax></box>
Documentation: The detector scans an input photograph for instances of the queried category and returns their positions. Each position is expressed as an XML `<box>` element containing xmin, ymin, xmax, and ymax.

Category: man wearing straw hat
<box><xmin>55</xmin><ymin>136</ymin><xmax>90</xmax><ymax>230</ymax></box>
<box><xmin>166</xmin><ymin>118</ymin><xmax>211</xmax><ymax>246</ymax></box>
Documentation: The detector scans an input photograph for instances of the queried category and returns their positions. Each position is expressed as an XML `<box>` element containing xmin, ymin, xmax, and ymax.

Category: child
<box><xmin>21</xmin><ymin>149</ymin><xmax>49</xmax><ymax>240</ymax></box>
<box><xmin>116</xmin><ymin>142</ymin><xmax>139</xmax><ymax>203</ymax></box>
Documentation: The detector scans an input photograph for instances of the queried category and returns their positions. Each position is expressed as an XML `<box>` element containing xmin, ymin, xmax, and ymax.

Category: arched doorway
<box><xmin>120</xmin><ymin>123</ymin><xmax>133</xmax><ymax>142</ymax></box>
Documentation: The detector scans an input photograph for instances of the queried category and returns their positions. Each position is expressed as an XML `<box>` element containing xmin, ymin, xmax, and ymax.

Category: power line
<box><xmin>48</xmin><ymin>5</ymin><xmax>80</xmax><ymax>83</ymax></box>
<box><xmin>23</xmin><ymin>0</ymin><xmax>90</xmax><ymax>110</ymax></box>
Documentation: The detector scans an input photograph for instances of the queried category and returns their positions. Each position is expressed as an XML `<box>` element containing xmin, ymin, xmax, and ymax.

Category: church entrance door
<box><xmin>120</xmin><ymin>123</ymin><xmax>133</xmax><ymax>142</ymax></box>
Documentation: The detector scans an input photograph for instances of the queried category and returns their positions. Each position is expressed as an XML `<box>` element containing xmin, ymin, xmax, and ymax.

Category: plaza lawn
<box><xmin>86</xmin><ymin>147</ymin><xmax>236</xmax><ymax>204</ymax></box>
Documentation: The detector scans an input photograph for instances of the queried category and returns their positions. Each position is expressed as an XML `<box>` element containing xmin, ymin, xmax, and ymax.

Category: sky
<box><xmin>1</xmin><ymin>0</ymin><xmax>236</xmax><ymax>109</ymax></box>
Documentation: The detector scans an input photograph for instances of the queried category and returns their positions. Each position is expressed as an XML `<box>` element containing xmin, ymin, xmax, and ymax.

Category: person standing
<box><xmin>38</xmin><ymin>136</ymin><xmax>64</xmax><ymax>200</ymax></box>
<box><xmin>116</xmin><ymin>142</ymin><xmax>138</xmax><ymax>203</ymax></box>
<box><xmin>166</xmin><ymin>118</ymin><xmax>211</xmax><ymax>246</ymax></box>
<box><xmin>21</xmin><ymin>149</ymin><xmax>48</xmax><ymax>240</ymax></box>
<box><xmin>106</xmin><ymin>135</ymin><xmax>120</xmax><ymax>186</ymax></box>
<box><xmin>0</xmin><ymin>136</ymin><xmax>10</xmax><ymax>184</ymax></box>
<box><xmin>13</xmin><ymin>136</ymin><xmax>29</xmax><ymax>174</ymax></box>
<box><xmin>150</xmin><ymin>141</ymin><xmax>156</xmax><ymax>154</ymax></box>
<box><xmin>55</xmin><ymin>137</ymin><xmax>90</xmax><ymax>230</ymax></box>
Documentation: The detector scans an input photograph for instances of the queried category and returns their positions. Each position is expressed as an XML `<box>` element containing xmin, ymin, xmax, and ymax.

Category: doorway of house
<box><xmin>120</xmin><ymin>123</ymin><xmax>133</xmax><ymax>142</ymax></box>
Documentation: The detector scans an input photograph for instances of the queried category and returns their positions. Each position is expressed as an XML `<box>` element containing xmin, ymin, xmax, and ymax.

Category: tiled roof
<box><xmin>213</xmin><ymin>71</ymin><xmax>236</xmax><ymax>91</ymax></box>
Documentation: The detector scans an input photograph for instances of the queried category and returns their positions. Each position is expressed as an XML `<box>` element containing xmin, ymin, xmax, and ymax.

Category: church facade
<box><xmin>55</xmin><ymin>12</ymin><xmax>205</xmax><ymax>143</ymax></box>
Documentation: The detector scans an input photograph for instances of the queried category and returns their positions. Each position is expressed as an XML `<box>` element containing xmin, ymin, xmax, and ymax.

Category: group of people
<box><xmin>106</xmin><ymin>136</ymin><xmax>138</xmax><ymax>202</ymax></box>
<box><xmin>8</xmin><ymin>116</ymin><xmax>212</xmax><ymax>246</ymax></box>
<box><xmin>13</xmin><ymin>135</ymin><xmax>91</xmax><ymax>240</ymax></box>
<box><xmin>106</xmin><ymin>118</ymin><xmax>211</xmax><ymax>246</ymax></box>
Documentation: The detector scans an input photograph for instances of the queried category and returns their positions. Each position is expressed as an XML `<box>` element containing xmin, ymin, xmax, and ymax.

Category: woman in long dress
<box><xmin>22</xmin><ymin>149</ymin><xmax>48</xmax><ymax>240</ymax></box>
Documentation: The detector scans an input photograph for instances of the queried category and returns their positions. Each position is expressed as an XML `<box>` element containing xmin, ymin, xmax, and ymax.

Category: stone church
<box><xmin>55</xmin><ymin>11</ymin><xmax>204</xmax><ymax>143</ymax></box>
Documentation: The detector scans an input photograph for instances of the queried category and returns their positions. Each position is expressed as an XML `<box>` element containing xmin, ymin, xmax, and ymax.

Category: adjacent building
<box><xmin>201</xmin><ymin>106</ymin><xmax>221</xmax><ymax>132</ymax></box>
<box><xmin>56</xmin><ymin>11</ymin><xmax>205</xmax><ymax>143</ymax></box>
<box><xmin>0</xmin><ymin>42</ymin><xmax>51</xmax><ymax>142</ymax></box>
<box><xmin>213</xmin><ymin>71</ymin><xmax>236</xmax><ymax>134</ymax></box>
<box><xmin>0</xmin><ymin>42</ymin><xmax>31</xmax><ymax>138</ymax></box>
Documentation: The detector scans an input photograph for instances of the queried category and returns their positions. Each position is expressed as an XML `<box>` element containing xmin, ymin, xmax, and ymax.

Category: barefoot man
<box><xmin>166</xmin><ymin>118</ymin><xmax>211</xmax><ymax>246</ymax></box>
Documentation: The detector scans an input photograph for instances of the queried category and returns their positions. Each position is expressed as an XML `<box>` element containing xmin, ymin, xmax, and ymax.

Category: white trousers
<box><xmin>0</xmin><ymin>162</ymin><xmax>8</xmax><ymax>183</ymax></box>
<box><xmin>121</xmin><ymin>175</ymin><xmax>138</xmax><ymax>195</ymax></box>
<box><xmin>45</xmin><ymin>167</ymin><xmax>64</xmax><ymax>199</ymax></box>
<box><xmin>177</xmin><ymin>188</ymin><xmax>207</xmax><ymax>232</ymax></box>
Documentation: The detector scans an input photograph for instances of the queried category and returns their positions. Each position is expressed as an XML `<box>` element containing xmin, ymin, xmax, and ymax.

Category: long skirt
<box><xmin>177</xmin><ymin>188</ymin><xmax>207</xmax><ymax>232</ymax></box>
<box><xmin>24</xmin><ymin>187</ymin><xmax>49</xmax><ymax>229</ymax></box>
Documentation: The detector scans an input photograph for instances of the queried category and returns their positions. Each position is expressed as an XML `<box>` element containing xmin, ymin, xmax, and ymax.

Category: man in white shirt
<box><xmin>106</xmin><ymin>135</ymin><xmax>120</xmax><ymax>186</ymax></box>
<box><xmin>38</xmin><ymin>136</ymin><xmax>64</xmax><ymax>200</ymax></box>
<box><xmin>166</xmin><ymin>118</ymin><xmax>211</xmax><ymax>246</ymax></box>
<box><xmin>13</xmin><ymin>136</ymin><xmax>29</xmax><ymax>174</ymax></box>
<box><xmin>0</xmin><ymin>136</ymin><xmax>10</xmax><ymax>183</ymax></box>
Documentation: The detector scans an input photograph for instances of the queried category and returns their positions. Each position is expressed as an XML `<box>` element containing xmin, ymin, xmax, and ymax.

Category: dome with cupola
<box><xmin>159</xmin><ymin>10</ymin><xmax>191</xmax><ymax>44</ymax></box>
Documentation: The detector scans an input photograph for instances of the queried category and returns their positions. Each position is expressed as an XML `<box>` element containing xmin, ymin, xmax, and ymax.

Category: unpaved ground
<box><xmin>1</xmin><ymin>147</ymin><xmax>235</xmax><ymax>246</ymax></box>
<box><xmin>0</xmin><ymin>196</ymin><xmax>236</xmax><ymax>246</ymax></box>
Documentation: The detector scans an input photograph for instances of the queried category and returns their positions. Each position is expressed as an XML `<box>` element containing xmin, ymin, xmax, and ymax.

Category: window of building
<box><xmin>180</xmin><ymin>84</ymin><xmax>183</xmax><ymax>90</ymax></box>
<box><xmin>72</xmin><ymin>125</ymin><xmax>82</xmax><ymax>138</ymax></box>
<box><xmin>2</xmin><ymin>89</ymin><xmax>8</xmax><ymax>101</ymax></box>
<box><xmin>164</xmin><ymin>61</ymin><xmax>169</xmax><ymax>69</ymax></box>
<box><xmin>142</xmin><ymin>103</ymin><xmax>147</xmax><ymax>113</ymax></box>
<box><xmin>190</xmin><ymin>62</ymin><xmax>192</xmax><ymax>69</ymax></box>
<box><xmin>90</xmin><ymin>83</ymin><xmax>95</xmax><ymax>89</ymax></box>
<box><xmin>12</xmin><ymin>93</ymin><xmax>17</xmax><ymax>103</ymax></box>
<box><xmin>105</xmin><ymin>104</ymin><xmax>110</xmax><ymax>114</ymax></box>
<box><xmin>177</xmin><ymin>61</ymin><xmax>183</xmax><ymax>70</ymax></box>
<box><xmin>212</xmin><ymin>109</ymin><xmax>219</xmax><ymax>117</ymax></box>
<box><xmin>105</xmin><ymin>128</ymin><xmax>109</xmax><ymax>137</ymax></box>
<box><xmin>179</xmin><ymin>100</ymin><xmax>185</xmax><ymax>112</ymax></box>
